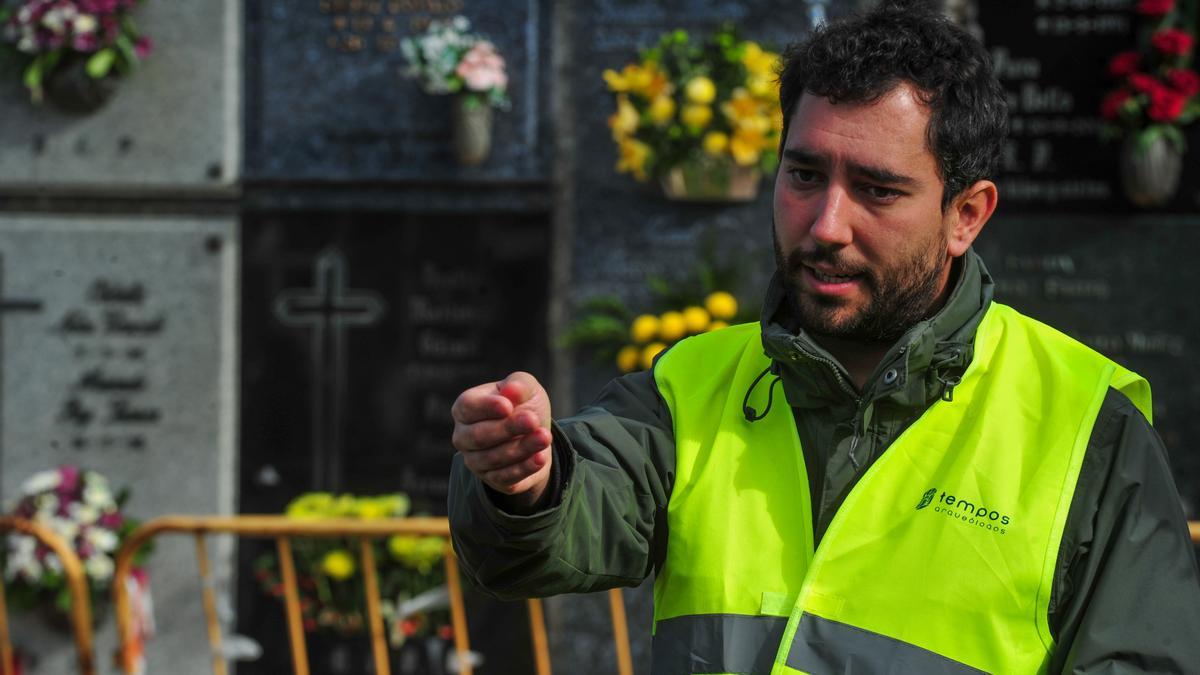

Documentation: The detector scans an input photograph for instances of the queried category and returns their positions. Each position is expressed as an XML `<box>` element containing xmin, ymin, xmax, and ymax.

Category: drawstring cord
<box><xmin>743</xmin><ymin>363</ymin><xmax>782</xmax><ymax>422</ymax></box>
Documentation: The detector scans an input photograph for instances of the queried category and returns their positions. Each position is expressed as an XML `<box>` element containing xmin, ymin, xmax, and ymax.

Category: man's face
<box><xmin>772</xmin><ymin>84</ymin><xmax>958</xmax><ymax>344</ymax></box>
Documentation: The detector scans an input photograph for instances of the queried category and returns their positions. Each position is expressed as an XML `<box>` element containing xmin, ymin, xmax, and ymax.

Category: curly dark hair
<box><xmin>778</xmin><ymin>1</ymin><xmax>1008</xmax><ymax>208</ymax></box>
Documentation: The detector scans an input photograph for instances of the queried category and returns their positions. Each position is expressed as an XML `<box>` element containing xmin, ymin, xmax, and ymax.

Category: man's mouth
<box><xmin>809</xmin><ymin>268</ymin><xmax>859</xmax><ymax>284</ymax></box>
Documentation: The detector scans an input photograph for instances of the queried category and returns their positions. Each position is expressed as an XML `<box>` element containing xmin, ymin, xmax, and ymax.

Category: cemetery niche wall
<box><xmin>239</xmin><ymin>2</ymin><xmax>553</xmax><ymax>672</ymax></box>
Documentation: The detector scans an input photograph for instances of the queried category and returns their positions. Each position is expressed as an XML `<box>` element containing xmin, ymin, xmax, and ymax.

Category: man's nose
<box><xmin>808</xmin><ymin>185</ymin><xmax>853</xmax><ymax>247</ymax></box>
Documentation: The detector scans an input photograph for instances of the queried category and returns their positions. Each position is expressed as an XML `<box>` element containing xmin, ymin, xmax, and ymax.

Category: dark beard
<box><xmin>773</xmin><ymin>231</ymin><xmax>949</xmax><ymax>344</ymax></box>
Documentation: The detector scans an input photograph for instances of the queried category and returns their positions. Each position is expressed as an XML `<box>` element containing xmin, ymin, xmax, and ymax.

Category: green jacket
<box><xmin>449</xmin><ymin>250</ymin><xmax>1200</xmax><ymax>673</ymax></box>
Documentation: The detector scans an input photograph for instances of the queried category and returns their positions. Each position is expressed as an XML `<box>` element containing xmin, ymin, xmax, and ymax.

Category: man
<box><xmin>449</xmin><ymin>4</ymin><xmax>1200</xmax><ymax>673</ymax></box>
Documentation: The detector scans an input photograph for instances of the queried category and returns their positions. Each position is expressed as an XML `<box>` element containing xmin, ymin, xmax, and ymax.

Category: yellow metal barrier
<box><xmin>0</xmin><ymin>516</ymin><xmax>95</xmax><ymax>675</ymax></box>
<box><xmin>111</xmin><ymin>515</ymin><xmax>632</xmax><ymax>675</ymax></box>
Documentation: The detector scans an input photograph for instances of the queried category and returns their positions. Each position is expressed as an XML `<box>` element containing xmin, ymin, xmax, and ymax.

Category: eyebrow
<box><xmin>782</xmin><ymin>148</ymin><xmax>919</xmax><ymax>187</ymax></box>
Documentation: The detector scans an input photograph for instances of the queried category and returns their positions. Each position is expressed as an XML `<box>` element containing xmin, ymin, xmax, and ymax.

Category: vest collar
<box><xmin>759</xmin><ymin>249</ymin><xmax>995</xmax><ymax>413</ymax></box>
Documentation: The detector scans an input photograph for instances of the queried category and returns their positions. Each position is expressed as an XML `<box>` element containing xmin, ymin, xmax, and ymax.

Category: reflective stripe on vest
<box><xmin>653</xmin><ymin>303</ymin><xmax>1150</xmax><ymax>675</ymax></box>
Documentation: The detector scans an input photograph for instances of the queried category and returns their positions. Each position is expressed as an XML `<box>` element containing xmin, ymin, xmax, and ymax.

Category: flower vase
<box><xmin>44</xmin><ymin>55</ymin><xmax>120</xmax><ymax>114</ymax></box>
<box><xmin>1119</xmin><ymin>133</ymin><xmax>1183</xmax><ymax>208</ymax></box>
<box><xmin>452</xmin><ymin>94</ymin><xmax>493</xmax><ymax>167</ymax></box>
<box><xmin>660</xmin><ymin>156</ymin><xmax>761</xmax><ymax>202</ymax></box>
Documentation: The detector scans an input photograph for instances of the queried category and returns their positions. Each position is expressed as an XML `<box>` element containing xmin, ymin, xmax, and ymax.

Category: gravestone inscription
<box><xmin>976</xmin><ymin>215</ymin><xmax>1200</xmax><ymax>515</ymax></box>
<box><xmin>978</xmin><ymin>0</ymin><xmax>1200</xmax><ymax>212</ymax></box>
<box><xmin>237</xmin><ymin>211</ymin><xmax>547</xmax><ymax>675</ymax></box>
<box><xmin>0</xmin><ymin>213</ymin><xmax>237</xmax><ymax>675</ymax></box>
<box><xmin>244</xmin><ymin>0</ymin><xmax>549</xmax><ymax>182</ymax></box>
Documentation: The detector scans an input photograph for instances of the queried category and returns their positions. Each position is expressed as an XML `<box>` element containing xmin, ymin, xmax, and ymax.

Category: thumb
<box><xmin>497</xmin><ymin>371</ymin><xmax>550</xmax><ymax>426</ymax></box>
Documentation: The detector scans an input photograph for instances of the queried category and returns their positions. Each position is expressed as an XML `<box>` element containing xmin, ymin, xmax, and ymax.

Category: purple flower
<box><xmin>72</xmin><ymin>31</ymin><xmax>96</xmax><ymax>51</ymax></box>
<box><xmin>58</xmin><ymin>465</ymin><xmax>80</xmax><ymax>494</ymax></box>
<box><xmin>99</xmin><ymin>511</ymin><xmax>122</xmax><ymax>529</ymax></box>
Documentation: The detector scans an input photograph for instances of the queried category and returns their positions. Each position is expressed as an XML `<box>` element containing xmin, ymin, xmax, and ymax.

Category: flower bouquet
<box><xmin>3</xmin><ymin>465</ymin><xmax>149</xmax><ymax>619</ymax></box>
<box><xmin>562</xmin><ymin>243</ymin><xmax>755</xmax><ymax>372</ymax></box>
<box><xmin>254</xmin><ymin>492</ymin><xmax>453</xmax><ymax>647</ymax></box>
<box><xmin>0</xmin><ymin>0</ymin><xmax>152</xmax><ymax>111</ymax></box>
<box><xmin>603</xmin><ymin>25</ymin><xmax>782</xmax><ymax>200</ymax></box>
<box><xmin>401</xmin><ymin>15</ymin><xmax>509</xmax><ymax>166</ymax></box>
<box><xmin>1100</xmin><ymin>0</ymin><xmax>1199</xmax><ymax>205</ymax></box>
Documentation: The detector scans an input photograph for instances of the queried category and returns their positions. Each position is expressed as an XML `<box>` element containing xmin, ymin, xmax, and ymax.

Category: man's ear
<box><xmin>946</xmin><ymin>179</ymin><xmax>998</xmax><ymax>257</ymax></box>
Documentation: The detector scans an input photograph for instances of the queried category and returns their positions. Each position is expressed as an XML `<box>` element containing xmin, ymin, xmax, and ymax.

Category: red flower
<box><xmin>1148</xmin><ymin>87</ymin><xmax>1187</xmax><ymax>122</ymax></box>
<box><xmin>1101</xmin><ymin>90</ymin><xmax>1132</xmax><ymax>120</ymax></box>
<box><xmin>1136</xmin><ymin>0</ymin><xmax>1174</xmax><ymax>15</ymax></box>
<box><xmin>1108</xmin><ymin>51</ymin><xmax>1141</xmax><ymax>77</ymax></box>
<box><xmin>438</xmin><ymin>624</ymin><xmax>454</xmax><ymax>641</ymax></box>
<box><xmin>1151</xmin><ymin>29</ymin><xmax>1194</xmax><ymax>57</ymax></box>
<box><xmin>1129</xmin><ymin>73</ymin><xmax>1165</xmax><ymax>95</ymax></box>
<box><xmin>1165</xmin><ymin>68</ymin><xmax>1200</xmax><ymax>97</ymax></box>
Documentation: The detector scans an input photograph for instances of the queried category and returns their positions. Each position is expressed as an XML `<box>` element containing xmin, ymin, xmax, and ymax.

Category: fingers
<box><xmin>459</xmin><ymin>427</ymin><xmax>552</xmax><ymax>472</ymax></box>
<box><xmin>451</xmin><ymin>381</ymin><xmax>515</xmax><ymax>425</ymax></box>
<box><xmin>452</xmin><ymin>409</ymin><xmax>542</xmax><ymax>452</ymax></box>
<box><xmin>481</xmin><ymin>447</ymin><xmax>551</xmax><ymax>496</ymax></box>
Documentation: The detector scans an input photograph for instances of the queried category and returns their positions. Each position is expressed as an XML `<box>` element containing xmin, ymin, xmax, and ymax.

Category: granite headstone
<box><xmin>0</xmin><ymin>0</ymin><xmax>240</xmax><ymax>192</ymax></box>
<box><xmin>244</xmin><ymin>0</ymin><xmax>550</xmax><ymax>182</ymax></box>
<box><xmin>0</xmin><ymin>213</ymin><xmax>237</xmax><ymax>674</ymax></box>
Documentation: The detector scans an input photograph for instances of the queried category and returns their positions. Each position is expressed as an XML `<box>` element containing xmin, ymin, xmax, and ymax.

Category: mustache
<box><xmin>785</xmin><ymin>247</ymin><xmax>866</xmax><ymax>277</ymax></box>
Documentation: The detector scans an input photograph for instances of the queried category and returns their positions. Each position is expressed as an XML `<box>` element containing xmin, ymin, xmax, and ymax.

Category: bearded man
<box><xmin>447</xmin><ymin>3</ymin><xmax>1200</xmax><ymax>672</ymax></box>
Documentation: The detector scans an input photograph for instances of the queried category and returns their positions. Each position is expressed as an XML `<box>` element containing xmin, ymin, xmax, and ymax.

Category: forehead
<box><xmin>785</xmin><ymin>84</ymin><xmax>939</xmax><ymax>178</ymax></box>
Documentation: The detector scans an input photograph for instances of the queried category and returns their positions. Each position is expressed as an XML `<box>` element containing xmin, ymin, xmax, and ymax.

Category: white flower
<box><xmin>72</xmin><ymin>14</ymin><xmax>97</xmax><ymax>34</ymax></box>
<box><xmin>41</xmin><ymin>8</ymin><xmax>66</xmax><ymax>34</ymax></box>
<box><xmin>86</xmin><ymin>527</ymin><xmax>118</xmax><ymax>553</ymax></box>
<box><xmin>16</xmin><ymin>556</ymin><xmax>43</xmax><ymax>583</ymax></box>
<box><xmin>35</xmin><ymin>493</ymin><xmax>59</xmax><ymax>516</ymax></box>
<box><xmin>21</xmin><ymin>470</ymin><xmax>60</xmax><ymax>495</ymax></box>
<box><xmin>44</xmin><ymin>552</ymin><xmax>63</xmax><ymax>574</ymax></box>
<box><xmin>83</xmin><ymin>484</ymin><xmax>115</xmax><ymax>509</ymax></box>
<box><xmin>49</xmin><ymin>516</ymin><xmax>79</xmax><ymax>543</ymax></box>
<box><xmin>85</xmin><ymin>553</ymin><xmax>113</xmax><ymax>582</ymax></box>
<box><xmin>452</xmin><ymin>15</ymin><xmax>470</xmax><ymax>32</ymax></box>
<box><xmin>69</xmin><ymin>502</ymin><xmax>99</xmax><ymax>525</ymax></box>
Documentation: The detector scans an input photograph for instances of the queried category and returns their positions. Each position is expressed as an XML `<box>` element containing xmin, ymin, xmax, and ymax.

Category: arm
<box><xmin>448</xmin><ymin>370</ymin><xmax>676</xmax><ymax>599</ymax></box>
<box><xmin>1049</xmin><ymin>388</ymin><xmax>1200</xmax><ymax>673</ymax></box>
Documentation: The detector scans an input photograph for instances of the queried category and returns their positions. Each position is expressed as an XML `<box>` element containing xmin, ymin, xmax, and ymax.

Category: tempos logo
<box><xmin>918</xmin><ymin>487</ymin><xmax>1012</xmax><ymax>535</ymax></box>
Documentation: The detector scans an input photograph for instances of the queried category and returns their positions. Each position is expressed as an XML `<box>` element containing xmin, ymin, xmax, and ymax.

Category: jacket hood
<box><xmin>759</xmin><ymin>249</ymin><xmax>994</xmax><ymax>414</ymax></box>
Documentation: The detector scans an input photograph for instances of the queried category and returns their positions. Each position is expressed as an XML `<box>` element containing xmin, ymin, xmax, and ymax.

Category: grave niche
<box><xmin>244</xmin><ymin>0</ymin><xmax>550</xmax><ymax>183</ymax></box>
<box><xmin>236</xmin><ymin>210</ymin><xmax>550</xmax><ymax>675</ymax></box>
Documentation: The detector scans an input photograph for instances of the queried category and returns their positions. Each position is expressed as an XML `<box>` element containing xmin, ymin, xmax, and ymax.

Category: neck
<box><xmin>810</xmin><ymin>335</ymin><xmax>891</xmax><ymax>392</ymax></box>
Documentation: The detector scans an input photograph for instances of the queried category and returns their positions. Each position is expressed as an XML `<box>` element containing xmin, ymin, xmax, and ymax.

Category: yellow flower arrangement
<box><xmin>603</xmin><ymin>25</ymin><xmax>781</xmax><ymax>186</ymax></box>
<box><xmin>255</xmin><ymin>492</ymin><xmax>451</xmax><ymax>643</ymax></box>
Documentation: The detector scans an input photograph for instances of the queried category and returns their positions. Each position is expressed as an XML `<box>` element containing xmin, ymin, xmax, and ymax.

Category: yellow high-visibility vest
<box><xmin>652</xmin><ymin>303</ymin><xmax>1150</xmax><ymax>674</ymax></box>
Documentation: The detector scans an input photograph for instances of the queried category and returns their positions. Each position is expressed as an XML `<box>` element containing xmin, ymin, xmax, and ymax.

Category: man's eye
<box><xmin>863</xmin><ymin>185</ymin><xmax>902</xmax><ymax>200</ymax></box>
<box><xmin>789</xmin><ymin>168</ymin><xmax>821</xmax><ymax>184</ymax></box>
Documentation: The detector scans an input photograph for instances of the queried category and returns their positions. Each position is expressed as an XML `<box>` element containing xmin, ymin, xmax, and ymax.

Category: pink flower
<box><xmin>1151</xmin><ymin>29</ymin><xmax>1194</xmax><ymax>57</ymax></box>
<box><xmin>99</xmin><ymin>512</ymin><xmax>123</xmax><ymax>529</ymax></box>
<box><xmin>134</xmin><ymin>35</ymin><xmax>151</xmax><ymax>58</ymax></box>
<box><xmin>1136</xmin><ymin>0</ymin><xmax>1174</xmax><ymax>15</ymax></box>
<box><xmin>58</xmin><ymin>465</ymin><xmax>80</xmax><ymax>494</ymax></box>
<box><xmin>1101</xmin><ymin>89</ymin><xmax>1132</xmax><ymax>120</ymax></box>
<box><xmin>1107</xmin><ymin>51</ymin><xmax>1140</xmax><ymax>77</ymax></box>
<box><xmin>456</xmin><ymin>41</ymin><xmax>507</xmax><ymax>92</ymax></box>
<box><xmin>72</xmin><ymin>31</ymin><xmax>97</xmax><ymax>51</ymax></box>
<box><xmin>1165</xmin><ymin>68</ymin><xmax>1200</xmax><ymax>97</ymax></box>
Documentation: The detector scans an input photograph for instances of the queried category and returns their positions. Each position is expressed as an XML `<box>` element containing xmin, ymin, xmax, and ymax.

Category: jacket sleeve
<box><xmin>447</xmin><ymin>369</ymin><xmax>676</xmax><ymax>600</ymax></box>
<box><xmin>1049</xmin><ymin>388</ymin><xmax>1200</xmax><ymax>673</ymax></box>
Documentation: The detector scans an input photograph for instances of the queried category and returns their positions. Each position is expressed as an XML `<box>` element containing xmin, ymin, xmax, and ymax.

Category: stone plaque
<box><xmin>0</xmin><ymin>0</ymin><xmax>240</xmax><ymax>191</ymax></box>
<box><xmin>244</xmin><ymin>0</ymin><xmax>549</xmax><ymax>182</ymax></box>
<box><xmin>978</xmin><ymin>0</ymin><xmax>1200</xmax><ymax>212</ymax></box>
<box><xmin>0</xmin><ymin>213</ymin><xmax>237</xmax><ymax>674</ymax></box>
<box><xmin>976</xmin><ymin>214</ymin><xmax>1200</xmax><ymax>515</ymax></box>
<box><xmin>236</xmin><ymin>211</ymin><xmax>546</xmax><ymax>674</ymax></box>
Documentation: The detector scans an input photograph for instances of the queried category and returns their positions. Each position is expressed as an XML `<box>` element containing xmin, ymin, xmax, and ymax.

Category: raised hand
<box><xmin>451</xmin><ymin>371</ymin><xmax>553</xmax><ymax>511</ymax></box>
